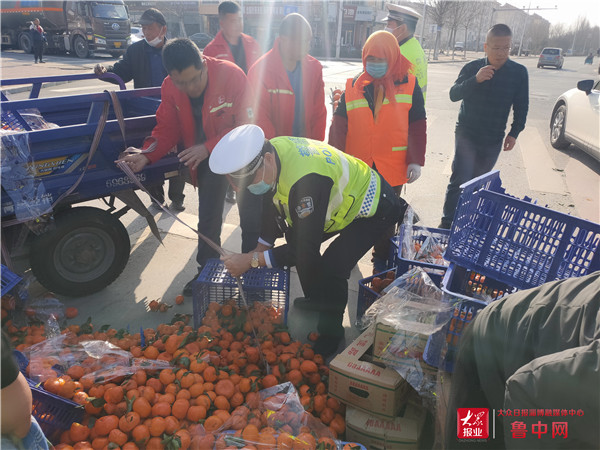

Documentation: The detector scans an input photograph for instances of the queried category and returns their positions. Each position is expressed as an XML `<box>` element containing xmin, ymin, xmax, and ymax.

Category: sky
<box><xmin>505</xmin><ymin>0</ymin><xmax>600</xmax><ymax>28</ymax></box>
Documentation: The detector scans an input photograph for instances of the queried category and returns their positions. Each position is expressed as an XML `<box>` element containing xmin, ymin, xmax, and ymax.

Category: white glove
<box><xmin>406</xmin><ymin>164</ymin><xmax>422</xmax><ymax>183</ymax></box>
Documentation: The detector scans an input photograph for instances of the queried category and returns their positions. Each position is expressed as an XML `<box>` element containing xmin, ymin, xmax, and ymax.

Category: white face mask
<box><xmin>385</xmin><ymin>25</ymin><xmax>400</xmax><ymax>34</ymax></box>
<box><xmin>145</xmin><ymin>35</ymin><xmax>163</xmax><ymax>47</ymax></box>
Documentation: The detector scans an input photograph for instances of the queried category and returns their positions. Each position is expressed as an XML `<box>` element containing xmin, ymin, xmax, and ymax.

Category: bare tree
<box><xmin>427</xmin><ymin>0</ymin><xmax>452</xmax><ymax>60</ymax></box>
<box><xmin>458</xmin><ymin>1</ymin><xmax>487</xmax><ymax>56</ymax></box>
<box><xmin>162</xmin><ymin>3</ymin><xmax>189</xmax><ymax>38</ymax></box>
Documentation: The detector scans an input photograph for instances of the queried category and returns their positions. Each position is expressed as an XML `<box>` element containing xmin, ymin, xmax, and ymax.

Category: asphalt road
<box><xmin>2</xmin><ymin>49</ymin><xmax>599</xmax><ymax>343</ymax></box>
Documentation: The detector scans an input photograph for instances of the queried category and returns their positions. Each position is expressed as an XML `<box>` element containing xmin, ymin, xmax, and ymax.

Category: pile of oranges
<box><xmin>4</xmin><ymin>299</ymin><xmax>356</xmax><ymax>449</ymax></box>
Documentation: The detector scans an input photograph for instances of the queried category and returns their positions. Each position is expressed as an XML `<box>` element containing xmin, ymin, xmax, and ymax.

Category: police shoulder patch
<box><xmin>295</xmin><ymin>196</ymin><xmax>314</xmax><ymax>219</ymax></box>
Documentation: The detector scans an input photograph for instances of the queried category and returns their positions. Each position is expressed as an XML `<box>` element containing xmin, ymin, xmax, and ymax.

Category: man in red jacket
<box><xmin>203</xmin><ymin>1</ymin><xmax>261</xmax><ymax>75</ymax></box>
<box><xmin>248</xmin><ymin>13</ymin><xmax>326</xmax><ymax>140</ymax></box>
<box><xmin>204</xmin><ymin>0</ymin><xmax>262</xmax><ymax>204</ymax></box>
<box><xmin>116</xmin><ymin>38</ymin><xmax>260</xmax><ymax>295</ymax></box>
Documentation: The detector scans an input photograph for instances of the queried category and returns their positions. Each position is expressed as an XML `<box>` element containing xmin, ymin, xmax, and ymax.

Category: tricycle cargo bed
<box><xmin>1</xmin><ymin>88</ymin><xmax>181</xmax><ymax>220</ymax></box>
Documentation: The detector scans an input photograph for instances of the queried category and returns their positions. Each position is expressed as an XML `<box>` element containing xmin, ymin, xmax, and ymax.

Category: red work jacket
<box><xmin>143</xmin><ymin>56</ymin><xmax>254</xmax><ymax>184</ymax></box>
<box><xmin>202</xmin><ymin>31</ymin><xmax>262</xmax><ymax>72</ymax></box>
<box><xmin>247</xmin><ymin>38</ymin><xmax>326</xmax><ymax>140</ymax></box>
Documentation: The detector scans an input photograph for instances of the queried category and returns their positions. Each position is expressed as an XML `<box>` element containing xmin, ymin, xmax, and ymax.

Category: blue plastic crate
<box><xmin>1</xmin><ymin>264</ymin><xmax>22</xmax><ymax>296</ymax></box>
<box><xmin>391</xmin><ymin>225</ymin><xmax>450</xmax><ymax>273</ymax></box>
<box><xmin>421</xmin><ymin>263</ymin><xmax>517</xmax><ymax>373</ymax></box>
<box><xmin>192</xmin><ymin>259</ymin><xmax>289</xmax><ymax>328</ymax></box>
<box><xmin>356</xmin><ymin>264</ymin><xmax>445</xmax><ymax>325</ymax></box>
<box><xmin>13</xmin><ymin>351</ymin><xmax>84</xmax><ymax>443</ymax></box>
<box><xmin>446</xmin><ymin>170</ymin><xmax>600</xmax><ymax>290</ymax></box>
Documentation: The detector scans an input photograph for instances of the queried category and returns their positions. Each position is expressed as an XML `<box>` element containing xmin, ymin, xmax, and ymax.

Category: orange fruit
<box><xmin>164</xmin><ymin>415</ymin><xmax>180</xmax><ymax>434</ymax></box>
<box><xmin>108</xmin><ymin>428</ymin><xmax>127</xmax><ymax>447</ymax></box>
<box><xmin>149</xmin><ymin>416</ymin><xmax>166</xmax><ymax>437</ymax></box>
<box><xmin>215</xmin><ymin>379</ymin><xmax>235</xmax><ymax>399</ymax></box>
<box><xmin>213</xmin><ymin>395</ymin><xmax>230</xmax><ymax>411</ymax></box>
<box><xmin>186</xmin><ymin>405</ymin><xmax>207</xmax><ymax>422</ymax></box>
<box><xmin>118</xmin><ymin>411</ymin><xmax>140</xmax><ymax>433</ymax></box>
<box><xmin>132</xmin><ymin>397</ymin><xmax>152</xmax><ymax>418</ymax></box>
<box><xmin>94</xmin><ymin>415</ymin><xmax>118</xmax><ymax>437</ymax></box>
<box><xmin>159</xmin><ymin>369</ymin><xmax>176</xmax><ymax>386</ymax></box>
<box><xmin>261</xmin><ymin>374</ymin><xmax>278</xmax><ymax>389</ymax></box>
<box><xmin>300</xmin><ymin>360</ymin><xmax>318</xmax><ymax>376</ymax></box>
<box><xmin>151</xmin><ymin>401</ymin><xmax>171</xmax><ymax>417</ymax></box>
<box><xmin>293</xmin><ymin>432</ymin><xmax>316</xmax><ymax>450</ymax></box>
<box><xmin>131</xmin><ymin>425</ymin><xmax>150</xmax><ymax>445</ymax></box>
<box><xmin>103</xmin><ymin>386</ymin><xmax>124</xmax><ymax>404</ymax></box>
<box><xmin>203</xmin><ymin>415</ymin><xmax>224</xmax><ymax>432</ymax></box>
<box><xmin>174</xmin><ymin>429</ymin><xmax>191</xmax><ymax>450</ymax></box>
<box><xmin>242</xmin><ymin>424</ymin><xmax>260</xmax><ymax>443</ymax></box>
<box><xmin>69</xmin><ymin>422</ymin><xmax>90</xmax><ymax>442</ymax></box>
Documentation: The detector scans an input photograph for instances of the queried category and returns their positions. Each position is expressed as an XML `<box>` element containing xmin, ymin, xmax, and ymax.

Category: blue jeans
<box><xmin>441</xmin><ymin>132</ymin><xmax>502</xmax><ymax>224</ymax></box>
<box><xmin>195</xmin><ymin>159</ymin><xmax>262</xmax><ymax>268</ymax></box>
<box><xmin>1</xmin><ymin>417</ymin><xmax>49</xmax><ymax>450</ymax></box>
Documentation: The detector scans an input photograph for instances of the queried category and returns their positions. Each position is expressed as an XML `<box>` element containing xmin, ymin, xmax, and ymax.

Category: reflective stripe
<box><xmin>392</xmin><ymin>146</ymin><xmax>407</xmax><ymax>152</ymax></box>
<box><xmin>209</xmin><ymin>102</ymin><xmax>233</xmax><ymax>113</ymax></box>
<box><xmin>267</xmin><ymin>89</ymin><xmax>294</xmax><ymax>95</ymax></box>
<box><xmin>346</xmin><ymin>98</ymin><xmax>369</xmax><ymax>111</ymax></box>
<box><xmin>356</xmin><ymin>170</ymin><xmax>378</xmax><ymax>218</ymax></box>
<box><xmin>326</xmin><ymin>153</ymin><xmax>350</xmax><ymax>223</ymax></box>
<box><xmin>381</xmin><ymin>94</ymin><xmax>413</xmax><ymax>105</ymax></box>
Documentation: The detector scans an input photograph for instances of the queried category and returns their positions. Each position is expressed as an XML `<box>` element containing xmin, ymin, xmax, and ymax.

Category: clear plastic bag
<box><xmin>400</xmin><ymin>206</ymin><xmax>416</xmax><ymax>260</ymax></box>
<box><xmin>359</xmin><ymin>268</ymin><xmax>453</xmax><ymax>403</ymax></box>
<box><xmin>25</xmin><ymin>333</ymin><xmax>170</xmax><ymax>382</ymax></box>
<box><xmin>414</xmin><ymin>231</ymin><xmax>448</xmax><ymax>267</ymax></box>
<box><xmin>1</xmin><ymin>133</ymin><xmax>52</xmax><ymax>223</ymax></box>
<box><xmin>24</xmin><ymin>296</ymin><xmax>65</xmax><ymax>327</ymax></box>
<box><xmin>361</xmin><ymin>267</ymin><xmax>443</xmax><ymax>329</ymax></box>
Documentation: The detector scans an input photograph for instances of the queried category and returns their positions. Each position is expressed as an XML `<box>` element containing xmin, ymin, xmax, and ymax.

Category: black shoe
<box><xmin>294</xmin><ymin>297</ymin><xmax>328</xmax><ymax>312</ymax></box>
<box><xmin>183</xmin><ymin>274</ymin><xmax>199</xmax><ymax>296</ymax></box>
<box><xmin>170</xmin><ymin>201</ymin><xmax>185</xmax><ymax>212</ymax></box>
<box><xmin>39</xmin><ymin>60</ymin><xmax>46</xmax><ymax>63</ymax></box>
<box><xmin>438</xmin><ymin>219</ymin><xmax>452</xmax><ymax>230</ymax></box>
<box><xmin>225</xmin><ymin>188</ymin><xmax>236</xmax><ymax>204</ymax></box>
<box><xmin>35</xmin><ymin>61</ymin><xmax>38</xmax><ymax>64</ymax></box>
<box><xmin>313</xmin><ymin>335</ymin><xmax>344</xmax><ymax>358</ymax></box>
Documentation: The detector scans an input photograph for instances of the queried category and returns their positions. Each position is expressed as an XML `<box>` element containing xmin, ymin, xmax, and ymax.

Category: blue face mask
<box><xmin>247</xmin><ymin>165</ymin><xmax>273</xmax><ymax>195</ymax></box>
<box><xmin>366</xmin><ymin>61</ymin><xmax>388</xmax><ymax>79</ymax></box>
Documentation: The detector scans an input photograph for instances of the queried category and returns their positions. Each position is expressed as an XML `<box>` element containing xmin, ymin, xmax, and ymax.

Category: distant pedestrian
<box><xmin>30</xmin><ymin>18</ymin><xmax>46</xmax><ymax>64</ymax></box>
<box><xmin>439</xmin><ymin>24</ymin><xmax>528</xmax><ymax>229</ymax></box>
<box><xmin>584</xmin><ymin>53</ymin><xmax>594</xmax><ymax>64</ymax></box>
<box><xmin>204</xmin><ymin>0</ymin><xmax>262</xmax><ymax>205</ymax></box>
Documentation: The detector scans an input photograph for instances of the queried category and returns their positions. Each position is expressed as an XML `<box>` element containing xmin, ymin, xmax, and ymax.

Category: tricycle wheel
<box><xmin>30</xmin><ymin>207</ymin><xmax>130</xmax><ymax>296</ymax></box>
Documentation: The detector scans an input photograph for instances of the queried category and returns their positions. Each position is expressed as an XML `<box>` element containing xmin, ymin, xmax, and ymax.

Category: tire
<box><xmin>19</xmin><ymin>32</ymin><xmax>33</xmax><ymax>53</ymax></box>
<box><xmin>550</xmin><ymin>105</ymin><xmax>570</xmax><ymax>150</ymax></box>
<box><xmin>73</xmin><ymin>35</ymin><xmax>89</xmax><ymax>58</ymax></box>
<box><xmin>109</xmin><ymin>52</ymin><xmax>122</xmax><ymax>58</ymax></box>
<box><xmin>537</xmin><ymin>64</ymin><xmax>542</xmax><ymax>68</ymax></box>
<box><xmin>30</xmin><ymin>207</ymin><xmax>130</xmax><ymax>296</ymax></box>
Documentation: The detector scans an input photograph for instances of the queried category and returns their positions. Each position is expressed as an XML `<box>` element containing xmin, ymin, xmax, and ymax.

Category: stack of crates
<box><xmin>192</xmin><ymin>259</ymin><xmax>290</xmax><ymax>328</ymax></box>
<box><xmin>424</xmin><ymin>170</ymin><xmax>600</xmax><ymax>372</ymax></box>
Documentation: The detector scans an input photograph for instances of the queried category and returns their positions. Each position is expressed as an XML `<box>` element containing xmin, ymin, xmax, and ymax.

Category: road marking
<box><xmin>518</xmin><ymin>127</ymin><xmax>565</xmax><ymax>194</ymax></box>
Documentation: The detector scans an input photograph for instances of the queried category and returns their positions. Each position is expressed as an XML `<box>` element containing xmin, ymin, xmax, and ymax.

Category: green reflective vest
<box><xmin>271</xmin><ymin>136</ymin><xmax>381</xmax><ymax>233</ymax></box>
<box><xmin>400</xmin><ymin>37</ymin><xmax>428</xmax><ymax>103</ymax></box>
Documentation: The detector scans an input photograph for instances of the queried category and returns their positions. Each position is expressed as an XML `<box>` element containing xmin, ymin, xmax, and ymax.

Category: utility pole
<box><xmin>335</xmin><ymin>0</ymin><xmax>343</xmax><ymax>59</ymax></box>
<box><xmin>517</xmin><ymin>1</ymin><xmax>532</xmax><ymax>56</ymax></box>
<box><xmin>419</xmin><ymin>0</ymin><xmax>427</xmax><ymax>45</ymax></box>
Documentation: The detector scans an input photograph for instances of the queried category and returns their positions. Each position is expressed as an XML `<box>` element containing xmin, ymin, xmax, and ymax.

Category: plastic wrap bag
<box><xmin>361</xmin><ymin>267</ymin><xmax>443</xmax><ymax>330</ymax></box>
<box><xmin>414</xmin><ymin>231</ymin><xmax>448</xmax><ymax>266</ymax></box>
<box><xmin>359</xmin><ymin>268</ymin><xmax>453</xmax><ymax>403</ymax></box>
<box><xmin>24</xmin><ymin>296</ymin><xmax>65</xmax><ymax>327</ymax></box>
<box><xmin>400</xmin><ymin>206</ymin><xmax>416</xmax><ymax>260</ymax></box>
<box><xmin>1</xmin><ymin>133</ymin><xmax>52</xmax><ymax>223</ymax></box>
<box><xmin>25</xmin><ymin>333</ymin><xmax>170</xmax><ymax>383</ymax></box>
<box><xmin>213</xmin><ymin>382</ymin><xmax>335</xmax><ymax>448</ymax></box>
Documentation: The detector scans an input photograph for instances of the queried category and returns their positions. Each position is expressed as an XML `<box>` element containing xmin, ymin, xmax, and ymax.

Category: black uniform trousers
<box><xmin>285</xmin><ymin>176</ymin><xmax>407</xmax><ymax>337</ymax></box>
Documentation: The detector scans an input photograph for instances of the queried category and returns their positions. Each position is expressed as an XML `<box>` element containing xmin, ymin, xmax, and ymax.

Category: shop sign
<box><xmin>244</xmin><ymin>4</ymin><xmax>285</xmax><ymax>18</ymax></box>
<box><xmin>355</xmin><ymin>6</ymin><xmax>374</xmax><ymax>22</ymax></box>
<box><xmin>343</xmin><ymin>5</ymin><xmax>356</xmax><ymax>22</ymax></box>
<box><xmin>327</xmin><ymin>2</ymin><xmax>338</xmax><ymax>22</ymax></box>
<box><xmin>284</xmin><ymin>5</ymin><xmax>299</xmax><ymax>15</ymax></box>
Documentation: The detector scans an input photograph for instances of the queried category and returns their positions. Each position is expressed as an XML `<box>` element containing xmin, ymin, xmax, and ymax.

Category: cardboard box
<box><xmin>345</xmin><ymin>403</ymin><xmax>426</xmax><ymax>450</ymax></box>
<box><xmin>373</xmin><ymin>320</ymin><xmax>437</xmax><ymax>376</ymax></box>
<box><xmin>328</xmin><ymin>325</ymin><xmax>411</xmax><ymax>419</ymax></box>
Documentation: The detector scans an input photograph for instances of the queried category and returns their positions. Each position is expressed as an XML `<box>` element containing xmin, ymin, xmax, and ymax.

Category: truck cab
<box><xmin>66</xmin><ymin>1</ymin><xmax>130</xmax><ymax>58</ymax></box>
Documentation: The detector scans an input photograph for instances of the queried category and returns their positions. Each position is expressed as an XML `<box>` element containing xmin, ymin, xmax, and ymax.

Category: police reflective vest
<box><xmin>400</xmin><ymin>37</ymin><xmax>427</xmax><ymax>103</ymax></box>
<box><xmin>271</xmin><ymin>136</ymin><xmax>380</xmax><ymax>233</ymax></box>
<box><xmin>344</xmin><ymin>75</ymin><xmax>416</xmax><ymax>186</ymax></box>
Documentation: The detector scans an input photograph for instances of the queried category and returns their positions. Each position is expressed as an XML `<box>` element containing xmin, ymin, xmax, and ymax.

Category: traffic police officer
<box><xmin>383</xmin><ymin>3</ymin><xmax>428</xmax><ymax>103</ymax></box>
<box><xmin>210</xmin><ymin>125</ymin><xmax>408</xmax><ymax>356</ymax></box>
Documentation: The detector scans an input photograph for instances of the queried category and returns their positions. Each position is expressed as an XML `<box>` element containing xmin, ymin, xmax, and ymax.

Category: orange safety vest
<box><xmin>344</xmin><ymin>75</ymin><xmax>415</xmax><ymax>186</ymax></box>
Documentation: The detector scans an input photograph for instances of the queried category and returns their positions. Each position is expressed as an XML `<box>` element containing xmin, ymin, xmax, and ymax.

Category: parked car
<box><xmin>538</xmin><ymin>47</ymin><xmax>564</xmax><ymax>69</ymax></box>
<box><xmin>189</xmin><ymin>33</ymin><xmax>214</xmax><ymax>50</ymax></box>
<box><xmin>454</xmin><ymin>41</ymin><xmax>464</xmax><ymax>51</ymax></box>
<box><xmin>130</xmin><ymin>26</ymin><xmax>143</xmax><ymax>44</ymax></box>
<box><xmin>550</xmin><ymin>79</ymin><xmax>600</xmax><ymax>162</ymax></box>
